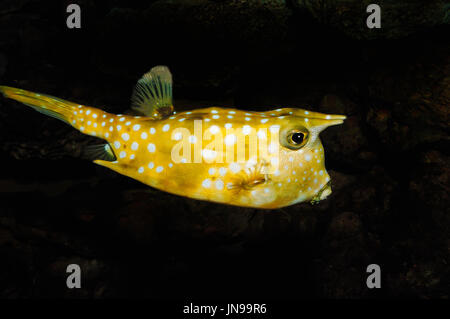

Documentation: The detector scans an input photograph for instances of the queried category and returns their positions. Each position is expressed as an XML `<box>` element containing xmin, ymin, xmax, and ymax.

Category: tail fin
<box><xmin>1</xmin><ymin>85</ymin><xmax>119</xmax><ymax>162</ymax></box>
<box><xmin>0</xmin><ymin>85</ymin><xmax>78</xmax><ymax>124</ymax></box>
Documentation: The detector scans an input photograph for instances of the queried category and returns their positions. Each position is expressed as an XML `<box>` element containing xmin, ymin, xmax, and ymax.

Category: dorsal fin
<box><xmin>131</xmin><ymin>65</ymin><xmax>174</xmax><ymax>119</ymax></box>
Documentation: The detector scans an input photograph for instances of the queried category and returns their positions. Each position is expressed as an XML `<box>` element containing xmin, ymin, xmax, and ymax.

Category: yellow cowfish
<box><xmin>0</xmin><ymin>66</ymin><xmax>345</xmax><ymax>209</ymax></box>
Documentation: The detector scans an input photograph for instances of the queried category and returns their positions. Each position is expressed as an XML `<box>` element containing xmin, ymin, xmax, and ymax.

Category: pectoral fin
<box><xmin>84</xmin><ymin>144</ymin><xmax>116</xmax><ymax>161</ymax></box>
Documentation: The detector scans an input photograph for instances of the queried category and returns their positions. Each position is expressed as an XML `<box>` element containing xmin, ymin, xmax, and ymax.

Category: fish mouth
<box><xmin>318</xmin><ymin>181</ymin><xmax>332</xmax><ymax>200</ymax></box>
<box><xmin>310</xmin><ymin>181</ymin><xmax>332</xmax><ymax>204</ymax></box>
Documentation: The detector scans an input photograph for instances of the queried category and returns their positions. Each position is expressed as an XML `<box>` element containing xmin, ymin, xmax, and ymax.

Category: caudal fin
<box><xmin>0</xmin><ymin>85</ymin><xmax>120</xmax><ymax>162</ymax></box>
<box><xmin>0</xmin><ymin>85</ymin><xmax>78</xmax><ymax>124</ymax></box>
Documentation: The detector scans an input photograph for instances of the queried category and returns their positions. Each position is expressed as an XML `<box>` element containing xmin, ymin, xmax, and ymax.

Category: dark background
<box><xmin>0</xmin><ymin>0</ymin><xmax>448</xmax><ymax>299</ymax></box>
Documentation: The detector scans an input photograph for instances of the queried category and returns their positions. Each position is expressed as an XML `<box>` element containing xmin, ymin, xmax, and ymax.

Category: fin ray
<box><xmin>130</xmin><ymin>65</ymin><xmax>174</xmax><ymax>119</ymax></box>
<box><xmin>84</xmin><ymin>144</ymin><xmax>116</xmax><ymax>162</ymax></box>
<box><xmin>0</xmin><ymin>86</ymin><xmax>77</xmax><ymax>124</ymax></box>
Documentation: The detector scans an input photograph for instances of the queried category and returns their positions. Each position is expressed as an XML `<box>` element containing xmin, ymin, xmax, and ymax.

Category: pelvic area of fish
<box><xmin>0</xmin><ymin>66</ymin><xmax>346</xmax><ymax>209</ymax></box>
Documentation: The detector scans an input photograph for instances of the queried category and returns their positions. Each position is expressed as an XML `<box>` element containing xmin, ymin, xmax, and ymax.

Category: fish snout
<box><xmin>318</xmin><ymin>182</ymin><xmax>332</xmax><ymax>200</ymax></box>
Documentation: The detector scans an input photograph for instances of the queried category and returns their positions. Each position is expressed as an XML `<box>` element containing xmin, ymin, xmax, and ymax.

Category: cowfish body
<box><xmin>0</xmin><ymin>66</ymin><xmax>346</xmax><ymax>209</ymax></box>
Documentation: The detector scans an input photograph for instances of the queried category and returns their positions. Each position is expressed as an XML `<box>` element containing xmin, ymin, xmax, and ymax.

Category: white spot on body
<box><xmin>133</xmin><ymin>124</ymin><xmax>140</xmax><ymax>131</ymax></box>
<box><xmin>121</xmin><ymin>133</ymin><xmax>129</xmax><ymax>141</ymax></box>
<box><xmin>119</xmin><ymin>151</ymin><xmax>126</xmax><ymax>158</ymax></box>
<box><xmin>229</xmin><ymin>162</ymin><xmax>241</xmax><ymax>173</ymax></box>
<box><xmin>216</xmin><ymin>179</ymin><xmax>224</xmax><ymax>190</ymax></box>
<box><xmin>209</xmin><ymin>125</ymin><xmax>220</xmax><ymax>134</ymax></box>
<box><xmin>202</xmin><ymin>149</ymin><xmax>217</xmax><ymax>160</ymax></box>
<box><xmin>147</xmin><ymin>143</ymin><xmax>156</xmax><ymax>152</ymax></box>
<box><xmin>150</xmin><ymin>127</ymin><xmax>156</xmax><ymax>134</ymax></box>
<box><xmin>173</xmin><ymin>132</ymin><xmax>182</xmax><ymax>140</ymax></box>
<box><xmin>141</xmin><ymin>132</ymin><xmax>148</xmax><ymax>139</ymax></box>
<box><xmin>243</xmin><ymin>125</ymin><xmax>252</xmax><ymax>135</ymax></box>
<box><xmin>189</xmin><ymin>135</ymin><xmax>197</xmax><ymax>143</ymax></box>
<box><xmin>202</xmin><ymin>179</ymin><xmax>211</xmax><ymax>188</ymax></box>
<box><xmin>138</xmin><ymin>167</ymin><xmax>144</xmax><ymax>173</ymax></box>
<box><xmin>156</xmin><ymin>166</ymin><xmax>163</xmax><ymax>173</ymax></box>
<box><xmin>148</xmin><ymin>162</ymin><xmax>154</xmax><ymax>169</ymax></box>
<box><xmin>131</xmin><ymin>142</ymin><xmax>139</xmax><ymax>150</ymax></box>
<box><xmin>162</xmin><ymin>124</ymin><xmax>170</xmax><ymax>132</ymax></box>
<box><xmin>225</xmin><ymin>134</ymin><xmax>236</xmax><ymax>145</ymax></box>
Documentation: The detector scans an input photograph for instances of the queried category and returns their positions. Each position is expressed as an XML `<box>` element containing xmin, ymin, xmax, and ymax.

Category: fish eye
<box><xmin>290</xmin><ymin>132</ymin><xmax>305</xmax><ymax>145</ymax></box>
<box><xmin>280</xmin><ymin>128</ymin><xmax>309</xmax><ymax>150</ymax></box>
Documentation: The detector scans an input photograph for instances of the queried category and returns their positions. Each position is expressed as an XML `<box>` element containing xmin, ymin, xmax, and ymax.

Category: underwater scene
<box><xmin>0</xmin><ymin>0</ymin><xmax>448</xmax><ymax>304</ymax></box>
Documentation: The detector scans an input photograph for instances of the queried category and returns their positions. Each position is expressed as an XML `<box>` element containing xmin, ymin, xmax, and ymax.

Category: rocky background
<box><xmin>0</xmin><ymin>0</ymin><xmax>448</xmax><ymax>298</ymax></box>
